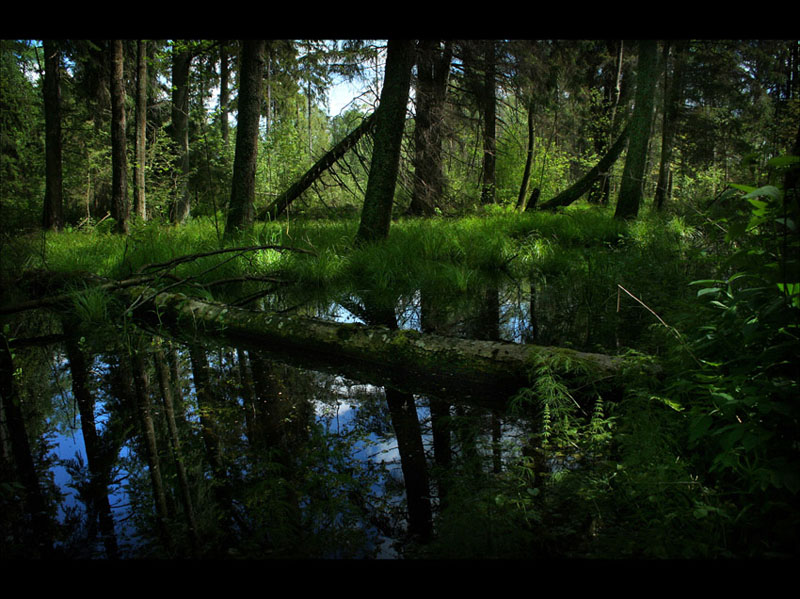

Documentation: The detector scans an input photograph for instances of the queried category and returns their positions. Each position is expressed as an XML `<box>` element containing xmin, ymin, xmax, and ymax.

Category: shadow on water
<box><xmin>1</xmin><ymin>277</ymin><xmax>636</xmax><ymax>559</ymax></box>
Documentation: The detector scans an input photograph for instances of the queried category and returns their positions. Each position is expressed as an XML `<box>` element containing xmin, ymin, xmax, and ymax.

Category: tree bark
<box><xmin>536</xmin><ymin>122</ymin><xmax>630</xmax><ymax>211</ymax></box>
<box><xmin>133</xmin><ymin>40</ymin><xmax>148</xmax><ymax>221</ymax></box>
<box><xmin>124</xmin><ymin>286</ymin><xmax>636</xmax><ymax>400</ymax></box>
<box><xmin>355</xmin><ymin>39</ymin><xmax>415</xmax><ymax>244</ymax></box>
<box><xmin>408</xmin><ymin>40</ymin><xmax>452</xmax><ymax>216</ymax></box>
<box><xmin>219</xmin><ymin>42</ymin><xmax>230</xmax><ymax>147</ymax></box>
<box><xmin>655</xmin><ymin>41</ymin><xmax>687</xmax><ymax>210</ymax></box>
<box><xmin>110</xmin><ymin>40</ymin><xmax>129</xmax><ymax>234</ymax></box>
<box><xmin>588</xmin><ymin>40</ymin><xmax>626</xmax><ymax>206</ymax></box>
<box><xmin>615</xmin><ymin>40</ymin><xmax>659</xmax><ymax>220</ymax></box>
<box><xmin>42</xmin><ymin>39</ymin><xmax>63</xmax><ymax>231</ymax></box>
<box><xmin>480</xmin><ymin>40</ymin><xmax>497</xmax><ymax>205</ymax></box>
<box><xmin>169</xmin><ymin>45</ymin><xmax>192</xmax><ymax>224</ymax></box>
<box><xmin>225</xmin><ymin>39</ymin><xmax>266</xmax><ymax>238</ymax></box>
<box><xmin>516</xmin><ymin>99</ymin><xmax>536</xmax><ymax>210</ymax></box>
<box><xmin>258</xmin><ymin>112</ymin><xmax>377</xmax><ymax>222</ymax></box>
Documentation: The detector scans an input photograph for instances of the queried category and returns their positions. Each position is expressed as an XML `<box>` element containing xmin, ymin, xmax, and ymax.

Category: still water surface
<box><xmin>3</xmin><ymin>281</ymin><xmax>633</xmax><ymax>558</ymax></box>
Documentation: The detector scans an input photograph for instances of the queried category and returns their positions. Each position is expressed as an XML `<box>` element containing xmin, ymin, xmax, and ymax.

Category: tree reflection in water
<box><xmin>1</xmin><ymin>284</ymin><xmax>575</xmax><ymax>558</ymax></box>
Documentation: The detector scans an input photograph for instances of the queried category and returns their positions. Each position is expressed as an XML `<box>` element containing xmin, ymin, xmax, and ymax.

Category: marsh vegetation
<box><xmin>1</xmin><ymin>39</ymin><xmax>798</xmax><ymax>559</ymax></box>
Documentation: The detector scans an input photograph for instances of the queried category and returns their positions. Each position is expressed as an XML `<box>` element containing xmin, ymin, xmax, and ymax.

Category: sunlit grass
<box><xmin>4</xmin><ymin>206</ymin><xmax>710</xmax><ymax>329</ymax></box>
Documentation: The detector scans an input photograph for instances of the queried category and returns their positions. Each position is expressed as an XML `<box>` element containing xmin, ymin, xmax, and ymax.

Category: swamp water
<box><xmin>2</xmin><ymin>281</ymin><xmax>641</xmax><ymax>558</ymax></box>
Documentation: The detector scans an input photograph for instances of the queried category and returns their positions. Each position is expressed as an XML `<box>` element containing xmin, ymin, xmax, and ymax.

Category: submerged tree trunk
<box><xmin>615</xmin><ymin>40</ymin><xmax>659</xmax><ymax>220</ymax></box>
<box><xmin>355</xmin><ymin>39</ymin><xmax>415</xmax><ymax>244</ymax></box>
<box><xmin>258</xmin><ymin>112</ymin><xmax>377</xmax><ymax>222</ymax></box>
<box><xmin>225</xmin><ymin>40</ymin><xmax>266</xmax><ymax>238</ymax></box>
<box><xmin>42</xmin><ymin>39</ymin><xmax>63</xmax><ymax>231</ymax></box>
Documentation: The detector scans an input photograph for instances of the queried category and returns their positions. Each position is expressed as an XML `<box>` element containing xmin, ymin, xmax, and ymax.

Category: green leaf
<box><xmin>696</xmin><ymin>287</ymin><xmax>721</xmax><ymax>298</ymax></box>
<box><xmin>766</xmin><ymin>155</ymin><xmax>800</xmax><ymax>169</ymax></box>
<box><xmin>690</xmin><ymin>279</ymin><xmax>725</xmax><ymax>286</ymax></box>
<box><xmin>743</xmin><ymin>185</ymin><xmax>781</xmax><ymax>202</ymax></box>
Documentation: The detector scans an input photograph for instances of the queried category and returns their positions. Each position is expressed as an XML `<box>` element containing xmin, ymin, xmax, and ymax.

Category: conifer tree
<box><xmin>615</xmin><ymin>40</ymin><xmax>659</xmax><ymax>220</ymax></box>
<box><xmin>225</xmin><ymin>40</ymin><xmax>266</xmax><ymax>238</ymax></box>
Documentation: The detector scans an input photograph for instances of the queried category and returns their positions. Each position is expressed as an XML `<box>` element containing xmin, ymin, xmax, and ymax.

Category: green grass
<box><xmin>4</xmin><ymin>205</ymin><xmax>709</xmax><ymax>338</ymax></box>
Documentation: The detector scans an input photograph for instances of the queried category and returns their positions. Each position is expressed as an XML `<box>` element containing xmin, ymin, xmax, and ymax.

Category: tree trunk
<box><xmin>589</xmin><ymin>40</ymin><xmax>626</xmax><ymax>205</ymax></box>
<box><xmin>536</xmin><ymin>122</ymin><xmax>630</xmax><ymax>211</ymax></box>
<box><xmin>258</xmin><ymin>112</ymin><xmax>377</xmax><ymax>221</ymax></box>
<box><xmin>408</xmin><ymin>40</ymin><xmax>452</xmax><ymax>216</ymax></box>
<box><xmin>42</xmin><ymin>40</ymin><xmax>63</xmax><ymax>231</ymax></box>
<box><xmin>219</xmin><ymin>42</ymin><xmax>230</xmax><ymax>147</ymax></box>
<box><xmin>516</xmin><ymin>99</ymin><xmax>536</xmax><ymax>210</ymax></box>
<box><xmin>169</xmin><ymin>46</ymin><xmax>192</xmax><ymax>224</ymax></box>
<box><xmin>481</xmin><ymin>41</ymin><xmax>497</xmax><ymax>206</ymax></box>
<box><xmin>125</xmin><ymin>286</ymin><xmax>636</xmax><ymax>401</ymax></box>
<box><xmin>655</xmin><ymin>41</ymin><xmax>687</xmax><ymax>210</ymax></box>
<box><xmin>355</xmin><ymin>39</ymin><xmax>415</xmax><ymax>244</ymax></box>
<box><xmin>615</xmin><ymin>40</ymin><xmax>659</xmax><ymax>220</ymax></box>
<box><xmin>110</xmin><ymin>40</ymin><xmax>129</xmax><ymax>234</ymax></box>
<box><xmin>133</xmin><ymin>40</ymin><xmax>148</xmax><ymax>221</ymax></box>
<box><xmin>225</xmin><ymin>39</ymin><xmax>266</xmax><ymax>238</ymax></box>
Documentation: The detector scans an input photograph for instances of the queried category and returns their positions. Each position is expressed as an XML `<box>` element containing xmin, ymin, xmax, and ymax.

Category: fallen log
<box><xmin>258</xmin><ymin>112</ymin><xmax>377</xmax><ymax>222</ymax></box>
<box><xmin>123</xmin><ymin>285</ymin><xmax>638</xmax><ymax>399</ymax></box>
<box><xmin>534</xmin><ymin>123</ymin><xmax>630</xmax><ymax>211</ymax></box>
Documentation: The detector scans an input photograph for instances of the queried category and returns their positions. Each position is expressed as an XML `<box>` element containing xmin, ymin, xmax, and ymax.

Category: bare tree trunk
<box><xmin>42</xmin><ymin>39</ymin><xmax>63</xmax><ymax>231</ymax></box>
<box><xmin>355</xmin><ymin>39</ymin><xmax>415</xmax><ymax>243</ymax></box>
<box><xmin>169</xmin><ymin>45</ymin><xmax>192</xmax><ymax>224</ymax></box>
<box><xmin>516</xmin><ymin>99</ymin><xmax>536</xmax><ymax>210</ymax></box>
<box><xmin>225</xmin><ymin>39</ymin><xmax>266</xmax><ymax>238</ymax></box>
<box><xmin>408</xmin><ymin>40</ymin><xmax>452</xmax><ymax>216</ymax></box>
<box><xmin>133</xmin><ymin>40</ymin><xmax>148</xmax><ymax>221</ymax></box>
<box><xmin>110</xmin><ymin>40</ymin><xmax>129</xmax><ymax>234</ymax></box>
<box><xmin>615</xmin><ymin>40</ymin><xmax>659</xmax><ymax>220</ymax></box>
<box><xmin>655</xmin><ymin>41</ymin><xmax>687</xmax><ymax>210</ymax></box>
<box><xmin>481</xmin><ymin>41</ymin><xmax>497</xmax><ymax>205</ymax></box>
<box><xmin>219</xmin><ymin>42</ymin><xmax>230</xmax><ymax>147</ymax></box>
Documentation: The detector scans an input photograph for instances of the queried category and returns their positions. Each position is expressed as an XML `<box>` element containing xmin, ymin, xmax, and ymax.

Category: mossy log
<box><xmin>124</xmin><ymin>286</ymin><xmax>636</xmax><ymax>399</ymax></box>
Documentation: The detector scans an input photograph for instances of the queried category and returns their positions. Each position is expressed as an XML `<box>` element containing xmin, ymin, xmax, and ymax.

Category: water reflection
<box><xmin>2</xmin><ymin>278</ymin><xmax>629</xmax><ymax>558</ymax></box>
